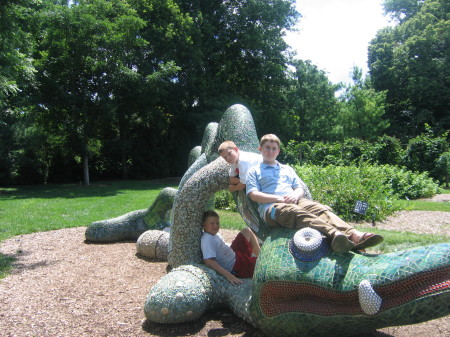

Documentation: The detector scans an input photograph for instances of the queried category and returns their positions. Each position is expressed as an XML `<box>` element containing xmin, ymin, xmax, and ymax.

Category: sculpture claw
<box><xmin>359</xmin><ymin>280</ymin><xmax>382</xmax><ymax>315</ymax></box>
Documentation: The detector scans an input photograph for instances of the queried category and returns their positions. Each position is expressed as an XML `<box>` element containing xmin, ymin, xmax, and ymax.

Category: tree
<box><xmin>337</xmin><ymin>67</ymin><xmax>389</xmax><ymax>140</ymax></box>
<box><xmin>0</xmin><ymin>0</ymin><xmax>36</xmax><ymax>104</ymax></box>
<box><xmin>281</xmin><ymin>59</ymin><xmax>340</xmax><ymax>141</ymax></box>
<box><xmin>403</xmin><ymin>125</ymin><xmax>449</xmax><ymax>182</ymax></box>
<box><xmin>4</xmin><ymin>0</ymin><xmax>304</xmax><ymax>183</ymax></box>
<box><xmin>0</xmin><ymin>0</ymin><xmax>40</xmax><ymax>184</ymax></box>
<box><xmin>35</xmin><ymin>0</ymin><xmax>152</xmax><ymax>185</ymax></box>
<box><xmin>383</xmin><ymin>0</ymin><xmax>425</xmax><ymax>23</ymax></box>
<box><xmin>127</xmin><ymin>0</ymin><xmax>301</xmax><ymax>171</ymax></box>
<box><xmin>156</xmin><ymin>0</ymin><xmax>300</xmax><ymax>136</ymax></box>
<box><xmin>368</xmin><ymin>0</ymin><xmax>450</xmax><ymax>138</ymax></box>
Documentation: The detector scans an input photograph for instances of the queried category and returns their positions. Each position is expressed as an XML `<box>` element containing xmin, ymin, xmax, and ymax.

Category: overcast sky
<box><xmin>285</xmin><ymin>0</ymin><xmax>394</xmax><ymax>84</ymax></box>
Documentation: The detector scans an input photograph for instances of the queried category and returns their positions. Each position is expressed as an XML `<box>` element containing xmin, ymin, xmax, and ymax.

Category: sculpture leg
<box><xmin>85</xmin><ymin>187</ymin><xmax>176</xmax><ymax>242</ymax></box>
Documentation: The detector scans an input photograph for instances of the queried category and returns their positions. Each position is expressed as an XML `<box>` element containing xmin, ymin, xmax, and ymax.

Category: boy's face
<box><xmin>259</xmin><ymin>141</ymin><xmax>280</xmax><ymax>164</ymax></box>
<box><xmin>203</xmin><ymin>216</ymin><xmax>220</xmax><ymax>235</ymax></box>
<box><xmin>220</xmin><ymin>147</ymin><xmax>239</xmax><ymax>165</ymax></box>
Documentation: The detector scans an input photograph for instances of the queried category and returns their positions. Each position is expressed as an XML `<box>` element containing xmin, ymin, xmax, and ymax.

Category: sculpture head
<box><xmin>249</xmin><ymin>227</ymin><xmax>450</xmax><ymax>337</ymax></box>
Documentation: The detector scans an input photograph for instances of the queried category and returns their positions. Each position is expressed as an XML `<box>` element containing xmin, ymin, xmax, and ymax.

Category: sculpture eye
<box><xmin>289</xmin><ymin>228</ymin><xmax>329</xmax><ymax>262</ymax></box>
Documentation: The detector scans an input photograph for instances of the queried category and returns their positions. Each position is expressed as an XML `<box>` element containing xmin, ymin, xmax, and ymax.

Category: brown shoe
<box><xmin>352</xmin><ymin>232</ymin><xmax>384</xmax><ymax>250</ymax></box>
<box><xmin>331</xmin><ymin>233</ymin><xmax>355</xmax><ymax>253</ymax></box>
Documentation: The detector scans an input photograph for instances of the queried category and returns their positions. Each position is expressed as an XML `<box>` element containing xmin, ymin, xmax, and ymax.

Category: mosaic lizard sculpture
<box><xmin>86</xmin><ymin>104</ymin><xmax>450</xmax><ymax>336</ymax></box>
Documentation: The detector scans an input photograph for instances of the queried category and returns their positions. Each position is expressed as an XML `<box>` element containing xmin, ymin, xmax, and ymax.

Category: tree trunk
<box><xmin>83</xmin><ymin>153</ymin><xmax>90</xmax><ymax>186</ymax></box>
<box><xmin>121</xmin><ymin>151</ymin><xmax>129</xmax><ymax>180</ymax></box>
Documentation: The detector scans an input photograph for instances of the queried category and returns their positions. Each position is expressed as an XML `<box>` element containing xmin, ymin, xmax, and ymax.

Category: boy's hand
<box><xmin>204</xmin><ymin>258</ymin><xmax>244</xmax><ymax>285</ymax></box>
<box><xmin>226</xmin><ymin>274</ymin><xmax>244</xmax><ymax>285</ymax></box>
<box><xmin>283</xmin><ymin>193</ymin><xmax>298</xmax><ymax>204</ymax></box>
<box><xmin>283</xmin><ymin>188</ymin><xmax>304</xmax><ymax>204</ymax></box>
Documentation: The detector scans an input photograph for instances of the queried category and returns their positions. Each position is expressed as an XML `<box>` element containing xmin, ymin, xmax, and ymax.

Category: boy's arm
<box><xmin>228</xmin><ymin>177</ymin><xmax>245</xmax><ymax>191</ymax></box>
<box><xmin>246</xmin><ymin>165</ymin><xmax>304</xmax><ymax>204</ymax></box>
<box><xmin>229</xmin><ymin>182</ymin><xmax>245</xmax><ymax>192</ymax></box>
<box><xmin>204</xmin><ymin>258</ymin><xmax>244</xmax><ymax>285</ymax></box>
<box><xmin>229</xmin><ymin>176</ymin><xmax>240</xmax><ymax>185</ymax></box>
<box><xmin>248</xmin><ymin>190</ymin><xmax>285</xmax><ymax>203</ymax></box>
<box><xmin>249</xmin><ymin>187</ymin><xmax>304</xmax><ymax>204</ymax></box>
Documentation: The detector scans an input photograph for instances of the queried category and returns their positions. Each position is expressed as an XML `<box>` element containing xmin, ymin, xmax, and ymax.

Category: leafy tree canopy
<box><xmin>369</xmin><ymin>0</ymin><xmax>449</xmax><ymax>138</ymax></box>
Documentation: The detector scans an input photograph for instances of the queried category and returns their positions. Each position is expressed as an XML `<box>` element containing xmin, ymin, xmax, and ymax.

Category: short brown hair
<box><xmin>259</xmin><ymin>134</ymin><xmax>281</xmax><ymax>147</ymax></box>
<box><xmin>218</xmin><ymin>140</ymin><xmax>237</xmax><ymax>155</ymax></box>
<box><xmin>202</xmin><ymin>210</ymin><xmax>219</xmax><ymax>224</ymax></box>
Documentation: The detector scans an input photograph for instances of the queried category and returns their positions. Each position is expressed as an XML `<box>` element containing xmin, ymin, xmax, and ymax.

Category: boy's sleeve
<box><xmin>245</xmin><ymin>167</ymin><xmax>260</xmax><ymax>195</ymax></box>
<box><xmin>201</xmin><ymin>235</ymin><xmax>216</xmax><ymax>260</ymax></box>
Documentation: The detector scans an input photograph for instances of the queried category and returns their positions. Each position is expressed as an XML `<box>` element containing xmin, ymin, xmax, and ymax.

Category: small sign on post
<box><xmin>353</xmin><ymin>200</ymin><xmax>369</xmax><ymax>215</ymax></box>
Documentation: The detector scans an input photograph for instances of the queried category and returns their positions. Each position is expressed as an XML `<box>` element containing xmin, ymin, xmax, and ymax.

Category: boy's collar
<box><xmin>262</xmin><ymin>161</ymin><xmax>280</xmax><ymax>168</ymax></box>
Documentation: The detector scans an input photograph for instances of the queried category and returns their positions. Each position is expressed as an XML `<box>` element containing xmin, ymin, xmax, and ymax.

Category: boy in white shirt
<box><xmin>201</xmin><ymin>210</ymin><xmax>260</xmax><ymax>285</ymax></box>
<box><xmin>218</xmin><ymin>141</ymin><xmax>262</xmax><ymax>192</ymax></box>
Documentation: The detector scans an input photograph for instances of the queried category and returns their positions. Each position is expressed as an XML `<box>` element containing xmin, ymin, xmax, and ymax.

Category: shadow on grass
<box><xmin>0</xmin><ymin>178</ymin><xmax>180</xmax><ymax>200</ymax></box>
<box><xmin>0</xmin><ymin>253</ymin><xmax>15</xmax><ymax>279</ymax></box>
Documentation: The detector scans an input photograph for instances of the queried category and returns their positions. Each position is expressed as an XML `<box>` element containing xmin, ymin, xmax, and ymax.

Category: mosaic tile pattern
<box><xmin>289</xmin><ymin>228</ymin><xmax>330</xmax><ymax>262</ymax></box>
<box><xmin>187</xmin><ymin>145</ymin><xmax>202</xmax><ymax>168</ymax></box>
<box><xmin>202</xmin><ymin>122</ymin><xmax>219</xmax><ymax>163</ymax></box>
<box><xmin>168</xmin><ymin>157</ymin><xmax>229</xmax><ymax>267</ymax></box>
<box><xmin>250</xmin><ymin>227</ymin><xmax>450</xmax><ymax>336</ymax></box>
<box><xmin>136</xmin><ymin>230</ymin><xmax>170</xmax><ymax>260</ymax></box>
<box><xmin>144</xmin><ymin>263</ymin><xmax>254</xmax><ymax>324</ymax></box>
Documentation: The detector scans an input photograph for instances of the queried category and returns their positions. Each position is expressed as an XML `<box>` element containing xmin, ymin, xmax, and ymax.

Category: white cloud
<box><xmin>285</xmin><ymin>0</ymin><xmax>393</xmax><ymax>84</ymax></box>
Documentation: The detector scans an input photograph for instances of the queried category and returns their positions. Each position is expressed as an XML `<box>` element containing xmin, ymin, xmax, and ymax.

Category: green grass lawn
<box><xmin>1</xmin><ymin>180</ymin><xmax>448</xmax><ymax>278</ymax></box>
<box><xmin>0</xmin><ymin>180</ymin><xmax>178</xmax><ymax>242</ymax></box>
<box><xmin>397</xmin><ymin>199</ymin><xmax>450</xmax><ymax>212</ymax></box>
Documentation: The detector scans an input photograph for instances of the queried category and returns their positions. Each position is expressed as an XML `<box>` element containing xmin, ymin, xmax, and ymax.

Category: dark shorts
<box><xmin>230</xmin><ymin>232</ymin><xmax>257</xmax><ymax>278</ymax></box>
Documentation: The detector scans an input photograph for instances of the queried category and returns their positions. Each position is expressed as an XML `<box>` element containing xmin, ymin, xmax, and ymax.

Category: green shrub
<box><xmin>377</xmin><ymin>165</ymin><xmax>439</xmax><ymax>199</ymax></box>
<box><xmin>436</xmin><ymin>152</ymin><xmax>450</xmax><ymax>187</ymax></box>
<box><xmin>403</xmin><ymin>128</ymin><xmax>449</xmax><ymax>183</ymax></box>
<box><xmin>281</xmin><ymin>133</ymin><xmax>449</xmax><ymax>179</ymax></box>
<box><xmin>371</xmin><ymin>135</ymin><xmax>404</xmax><ymax>166</ymax></box>
<box><xmin>295</xmin><ymin>164</ymin><xmax>401</xmax><ymax>222</ymax></box>
<box><xmin>340</xmin><ymin>138</ymin><xmax>372</xmax><ymax>164</ymax></box>
<box><xmin>281</xmin><ymin>140</ymin><xmax>304</xmax><ymax>165</ymax></box>
<box><xmin>294</xmin><ymin>164</ymin><xmax>438</xmax><ymax>221</ymax></box>
<box><xmin>214</xmin><ymin>190</ymin><xmax>236</xmax><ymax>211</ymax></box>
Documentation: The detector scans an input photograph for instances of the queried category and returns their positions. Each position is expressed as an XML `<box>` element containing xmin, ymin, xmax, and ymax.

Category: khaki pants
<box><xmin>265</xmin><ymin>198</ymin><xmax>355</xmax><ymax>238</ymax></box>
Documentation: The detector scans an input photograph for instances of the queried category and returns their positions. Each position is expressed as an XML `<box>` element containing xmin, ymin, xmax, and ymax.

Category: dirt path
<box><xmin>0</xmin><ymin>211</ymin><xmax>449</xmax><ymax>337</ymax></box>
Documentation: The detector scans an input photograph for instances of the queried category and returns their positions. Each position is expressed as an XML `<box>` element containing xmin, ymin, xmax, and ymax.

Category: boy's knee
<box><xmin>298</xmin><ymin>199</ymin><xmax>331</xmax><ymax>213</ymax></box>
<box><xmin>240</xmin><ymin>227</ymin><xmax>251</xmax><ymax>235</ymax></box>
<box><xmin>240</xmin><ymin>227</ymin><xmax>252</xmax><ymax>240</ymax></box>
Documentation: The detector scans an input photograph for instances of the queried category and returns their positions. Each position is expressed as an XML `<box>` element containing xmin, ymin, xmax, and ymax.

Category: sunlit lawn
<box><xmin>0</xmin><ymin>180</ymin><xmax>178</xmax><ymax>242</ymax></box>
<box><xmin>397</xmin><ymin>199</ymin><xmax>450</xmax><ymax>212</ymax></box>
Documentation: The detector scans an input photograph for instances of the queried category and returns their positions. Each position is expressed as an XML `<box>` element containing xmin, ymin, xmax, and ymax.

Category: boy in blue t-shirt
<box><xmin>246</xmin><ymin>134</ymin><xmax>384</xmax><ymax>253</ymax></box>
